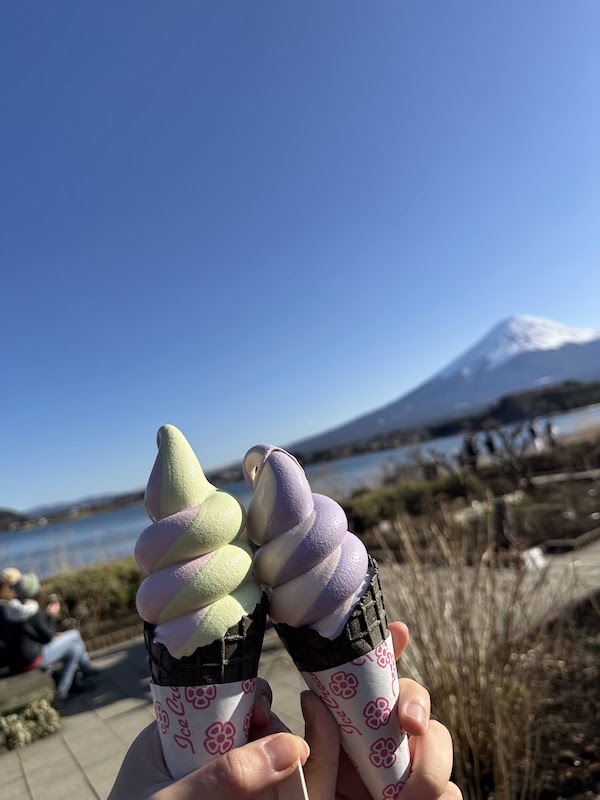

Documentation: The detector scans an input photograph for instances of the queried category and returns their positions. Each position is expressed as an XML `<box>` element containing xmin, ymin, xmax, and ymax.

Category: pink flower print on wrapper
<box><xmin>243</xmin><ymin>709</ymin><xmax>252</xmax><ymax>738</ymax></box>
<box><xmin>382</xmin><ymin>780</ymin><xmax>406</xmax><ymax>799</ymax></box>
<box><xmin>369</xmin><ymin>737</ymin><xmax>398</xmax><ymax>769</ymax></box>
<box><xmin>375</xmin><ymin>641</ymin><xmax>393</xmax><ymax>669</ymax></box>
<box><xmin>184</xmin><ymin>685</ymin><xmax>217</xmax><ymax>710</ymax></box>
<box><xmin>242</xmin><ymin>678</ymin><xmax>257</xmax><ymax>695</ymax></box>
<box><xmin>364</xmin><ymin>697</ymin><xmax>392</xmax><ymax>730</ymax></box>
<box><xmin>203</xmin><ymin>721</ymin><xmax>237</xmax><ymax>756</ymax></box>
<box><xmin>375</xmin><ymin>641</ymin><xmax>399</xmax><ymax>698</ymax></box>
<box><xmin>308</xmin><ymin>672</ymin><xmax>339</xmax><ymax>709</ymax></box>
<box><xmin>155</xmin><ymin>702</ymin><xmax>170</xmax><ymax>735</ymax></box>
<box><xmin>329</xmin><ymin>670</ymin><xmax>359</xmax><ymax>700</ymax></box>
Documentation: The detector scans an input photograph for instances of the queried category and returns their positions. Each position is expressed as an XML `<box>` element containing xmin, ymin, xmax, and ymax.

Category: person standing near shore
<box><xmin>460</xmin><ymin>432</ymin><xmax>479</xmax><ymax>472</ymax></box>
<box><xmin>544</xmin><ymin>419</ymin><xmax>558</xmax><ymax>448</ymax></box>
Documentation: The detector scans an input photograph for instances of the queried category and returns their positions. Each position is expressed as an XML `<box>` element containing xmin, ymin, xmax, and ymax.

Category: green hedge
<box><xmin>41</xmin><ymin>558</ymin><xmax>142</xmax><ymax>633</ymax></box>
<box><xmin>345</xmin><ymin>471</ymin><xmax>485</xmax><ymax>532</ymax></box>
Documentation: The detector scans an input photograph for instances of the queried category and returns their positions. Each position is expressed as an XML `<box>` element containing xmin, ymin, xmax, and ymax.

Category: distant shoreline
<box><xmin>0</xmin><ymin>492</ymin><xmax>145</xmax><ymax>536</ymax></box>
<box><xmin>3</xmin><ymin>384</ymin><xmax>600</xmax><ymax>536</ymax></box>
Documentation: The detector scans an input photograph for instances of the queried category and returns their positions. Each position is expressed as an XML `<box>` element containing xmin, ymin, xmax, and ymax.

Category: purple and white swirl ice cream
<box><xmin>242</xmin><ymin>445</ymin><xmax>371</xmax><ymax>639</ymax></box>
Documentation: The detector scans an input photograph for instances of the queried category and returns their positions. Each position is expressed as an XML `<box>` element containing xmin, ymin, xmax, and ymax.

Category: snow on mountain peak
<box><xmin>440</xmin><ymin>314</ymin><xmax>600</xmax><ymax>378</ymax></box>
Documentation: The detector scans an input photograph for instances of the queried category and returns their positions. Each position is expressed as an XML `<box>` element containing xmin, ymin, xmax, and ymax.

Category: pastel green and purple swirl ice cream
<box><xmin>135</xmin><ymin>425</ymin><xmax>262</xmax><ymax>659</ymax></box>
<box><xmin>242</xmin><ymin>445</ymin><xmax>371</xmax><ymax>638</ymax></box>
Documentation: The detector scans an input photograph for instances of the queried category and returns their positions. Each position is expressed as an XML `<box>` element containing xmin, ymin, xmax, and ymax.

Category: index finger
<box><xmin>389</xmin><ymin>620</ymin><xmax>410</xmax><ymax>661</ymax></box>
<box><xmin>108</xmin><ymin>722</ymin><xmax>171</xmax><ymax>798</ymax></box>
<box><xmin>252</xmin><ymin>677</ymin><xmax>274</xmax><ymax>727</ymax></box>
<box><xmin>250</xmin><ymin>677</ymin><xmax>291</xmax><ymax>739</ymax></box>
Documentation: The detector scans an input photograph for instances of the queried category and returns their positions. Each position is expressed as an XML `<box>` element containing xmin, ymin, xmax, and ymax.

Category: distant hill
<box><xmin>0</xmin><ymin>491</ymin><xmax>145</xmax><ymax>534</ymax></box>
<box><xmin>289</xmin><ymin>315</ymin><xmax>600</xmax><ymax>458</ymax></box>
<box><xmin>0</xmin><ymin>508</ymin><xmax>33</xmax><ymax>532</ymax></box>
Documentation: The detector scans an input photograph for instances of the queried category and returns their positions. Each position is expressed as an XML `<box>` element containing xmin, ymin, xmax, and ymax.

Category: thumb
<box><xmin>165</xmin><ymin>732</ymin><xmax>309</xmax><ymax>800</ymax></box>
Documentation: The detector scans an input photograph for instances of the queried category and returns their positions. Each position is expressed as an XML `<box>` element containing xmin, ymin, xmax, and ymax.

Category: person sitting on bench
<box><xmin>0</xmin><ymin>568</ymin><xmax>99</xmax><ymax>702</ymax></box>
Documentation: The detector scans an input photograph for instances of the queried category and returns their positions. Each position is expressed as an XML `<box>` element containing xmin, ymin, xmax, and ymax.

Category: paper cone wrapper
<box><xmin>145</xmin><ymin>596</ymin><xmax>267</xmax><ymax>780</ymax></box>
<box><xmin>276</xmin><ymin>561</ymin><xmax>410</xmax><ymax>799</ymax></box>
<box><xmin>302</xmin><ymin>635</ymin><xmax>410</xmax><ymax>800</ymax></box>
<box><xmin>150</xmin><ymin>679</ymin><xmax>258</xmax><ymax>779</ymax></box>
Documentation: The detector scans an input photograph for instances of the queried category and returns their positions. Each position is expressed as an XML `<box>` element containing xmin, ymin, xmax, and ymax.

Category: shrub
<box><xmin>430</xmin><ymin>470</ymin><xmax>485</xmax><ymax>501</ymax></box>
<box><xmin>42</xmin><ymin>558</ymin><xmax>142</xmax><ymax>636</ymax></box>
<box><xmin>346</xmin><ymin>487</ymin><xmax>408</xmax><ymax>532</ymax></box>
<box><xmin>0</xmin><ymin>699</ymin><xmax>60</xmax><ymax>752</ymax></box>
<box><xmin>345</xmin><ymin>471</ymin><xmax>485</xmax><ymax>532</ymax></box>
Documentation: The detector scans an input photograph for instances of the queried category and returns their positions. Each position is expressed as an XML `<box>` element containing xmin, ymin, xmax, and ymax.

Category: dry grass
<box><xmin>377</xmin><ymin>516</ymin><xmax>587</xmax><ymax>800</ymax></box>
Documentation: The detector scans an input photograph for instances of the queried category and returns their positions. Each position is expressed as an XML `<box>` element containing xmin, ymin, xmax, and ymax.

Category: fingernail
<box><xmin>295</xmin><ymin>735</ymin><xmax>310</xmax><ymax>762</ymax></box>
<box><xmin>257</xmin><ymin>693</ymin><xmax>271</xmax><ymax>715</ymax></box>
<box><xmin>406</xmin><ymin>702</ymin><xmax>427</xmax><ymax>728</ymax></box>
<box><xmin>300</xmin><ymin>691</ymin><xmax>315</xmax><ymax>725</ymax></box>
<box><xmin>264</xmin><ymin>734</ymin><xmax>305</xmax><ymax>772</ymax></box>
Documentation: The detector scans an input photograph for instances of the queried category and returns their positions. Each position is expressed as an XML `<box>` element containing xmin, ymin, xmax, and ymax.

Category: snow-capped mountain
<box><xmin>440</xmin><ymin>315</ymin><xmax>599</xmax><ymax>378</ymax></box>
<box><xmin>290</xmin><ymin>315</ymin><xmax>600</xmax><ymax>457</ymax></box>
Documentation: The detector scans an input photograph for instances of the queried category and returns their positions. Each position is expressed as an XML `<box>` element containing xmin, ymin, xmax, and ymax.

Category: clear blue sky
<box><xmin>2</xmin><ymin>2</ymin><xmax>599</xmax><ymax>511</ymax></box>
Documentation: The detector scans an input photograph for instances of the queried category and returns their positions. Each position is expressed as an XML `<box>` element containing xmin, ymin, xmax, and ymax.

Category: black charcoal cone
<box><xmin>275</xmin><ymin>557</ymin><xmax>388</xmax><ymax>672</ymax></box>
<box><xmin>145</xmin><ymin>595</ymin><xmax>268</xmax><ymax>686</ymax></box>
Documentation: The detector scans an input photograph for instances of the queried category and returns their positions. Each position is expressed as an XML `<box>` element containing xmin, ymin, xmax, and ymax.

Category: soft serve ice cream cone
<box><xmin>135</xmin><ymin>425</ymin><xmax>266</xmax><ymax>779</ymax></box>
<box><xmin>243</xmin><ymin>445</ymin><xmax>411</xmax><ymax>800</ymax></box>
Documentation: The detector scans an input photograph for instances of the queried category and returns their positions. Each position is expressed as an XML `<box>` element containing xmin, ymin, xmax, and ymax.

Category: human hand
<box><xmin>301</xmin><ymin>621</ymin><xmax>461</xmax><ymax>800</ymax></box>
<box><xmin>108</xmin><ymin>677</ymin><xmax>309</xmax><ymax>800</ymax></box>
<box><xmin>46</xmin><ymin>601</ymin><xmax>61</xmax><ymax>617</ymax></box>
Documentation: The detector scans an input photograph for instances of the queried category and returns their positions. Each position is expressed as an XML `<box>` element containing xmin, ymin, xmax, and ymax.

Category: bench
<box><xmin>0</xmin><ymin>669</ymin><xmax>56</xmax><ymax>716</ymax></box>
<box><xmin>543</xmin><ymin>525</ymin><xmax>600</xmax><ymax>554</ymax></box>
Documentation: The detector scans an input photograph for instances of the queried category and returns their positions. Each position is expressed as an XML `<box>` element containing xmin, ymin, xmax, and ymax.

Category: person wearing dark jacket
<box><xmin>0</xmin><ymin>570</ymin><xmax>97</xmax><ymax>700</ymax></box>
<box><xmin>0</xmin><ymin>594</ymin><xmax>56</xmax><ymax>672</ymax></box>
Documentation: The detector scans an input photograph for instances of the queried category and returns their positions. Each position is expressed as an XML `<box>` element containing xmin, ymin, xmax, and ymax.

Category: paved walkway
<box><xmin>2</xmin><ymin>539</ymin><xmax>600</xmax><ymax>800</ymax></box>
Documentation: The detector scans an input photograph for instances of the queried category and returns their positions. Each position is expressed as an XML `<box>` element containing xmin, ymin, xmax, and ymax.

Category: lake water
<box><xmin>3</xmin><ymin>404</ymin><xmax>600</xmax><ymax>578</ymax></box>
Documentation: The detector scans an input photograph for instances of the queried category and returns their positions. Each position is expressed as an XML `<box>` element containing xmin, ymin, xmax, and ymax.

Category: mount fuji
<box><xmin>291</xmin><ymin>315</ymin><xmax>600</xmax><ymax>457</ymax></box>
